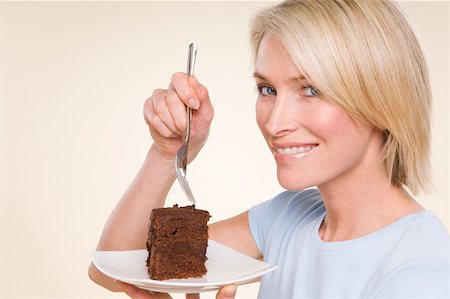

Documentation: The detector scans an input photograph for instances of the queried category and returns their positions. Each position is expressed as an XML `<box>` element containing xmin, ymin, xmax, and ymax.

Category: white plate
<box><xmin>92</xmin><ymin>240</ymin><xmax>277</xmax><ymax>293</ymax></box>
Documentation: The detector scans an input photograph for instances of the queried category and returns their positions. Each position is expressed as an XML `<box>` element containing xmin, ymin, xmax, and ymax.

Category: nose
<box><xmin>264</xmin><ymin>93</ymin><xmax>298</xmax><ymax>138</ymax></box>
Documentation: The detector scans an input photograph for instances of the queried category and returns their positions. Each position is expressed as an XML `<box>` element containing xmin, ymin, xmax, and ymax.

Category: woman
<box><xmin>89</xmin><ymin>0</ymin><xmax>450</xmax><ymax>298</ymax></box>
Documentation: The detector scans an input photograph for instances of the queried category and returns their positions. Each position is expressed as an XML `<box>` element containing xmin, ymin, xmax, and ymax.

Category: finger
<box><xmin>144</xmin><ymin>94</ymin><xmax>178</xmax><ymax>138</ymax></box>
<box><xmin>145</xmin><ymin>104</ymin><xmax>178</xmax><ymax>138</ymax></box>
<box><xmin>151</xmin><ymin>90</ymin><xmax>182</xmax><ymax>135</ymax></box>
<box><xmin>185</xmin><ymin>293</ymin><xmax>200</xmax><ymax>299</ymax></box>
<box><xmin>188</xmin><ymin>76</ymin><xmax>214</xmax><ymax>125</ymax></box>
<box><xmin>152</xmin><ymin>292</ymin><xmax>174</xmax><ymax>299</ymax></box>
<box><xmin>166</xmin><ymin>83</ymin><xmax>189</xmax><ymax>134</ymax></box>
<box><xmin>148</xmin><ymin>114</ymin><xmax>178</xmax><ymax>138</ymax></box>
<box><xmin>216</xmin><ymin>285</ymin><xmax>237</xmax><ymax>299</ymax></box>
<box><xmin>171</xmin><ymin>72</ymin><xmax>200</xmax><ymax>109</ymax></box>
<box><xmin>116</xmin><ymin>281</ymin><xmax>172</xmax><ymax>299</ymax></box>
<box><xmin>171</xmin><ymin>73</ymin><xmax>214</xmax><ymax>126</ymax></box>
<box><xmin>115</xmin><ymin>281</ymin><xmax>151</xmax><ymax>299</ymax></box>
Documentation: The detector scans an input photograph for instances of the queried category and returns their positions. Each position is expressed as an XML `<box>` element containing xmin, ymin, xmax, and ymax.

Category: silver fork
<box><xmin>175</xmin><ymin>43</ymin><xmax>197</xmax><ymax>203</ymax></box>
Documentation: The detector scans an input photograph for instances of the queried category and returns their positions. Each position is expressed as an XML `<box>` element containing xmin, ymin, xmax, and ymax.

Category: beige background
<box><xmin>0</xmin><ymin>1</ymin><xmax>448</xmax><ymax>298</ymax></box>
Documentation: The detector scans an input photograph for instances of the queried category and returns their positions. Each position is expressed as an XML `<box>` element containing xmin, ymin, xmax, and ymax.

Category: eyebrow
<box><xmin>253</xmin><ymin>71</ymin><xmax>306</xmax><ymax>82</ymax></box>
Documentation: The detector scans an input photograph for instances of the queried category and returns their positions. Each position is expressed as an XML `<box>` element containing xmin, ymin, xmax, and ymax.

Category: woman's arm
<box><xmin>209</xmin><ymin>211</ymin><xmax>262</xmax><ymax>260</ymax></box>
<box><xmin>88</xmin><ymin>145</ymin><xmax>176</xmax><ymax>291</ymax></box>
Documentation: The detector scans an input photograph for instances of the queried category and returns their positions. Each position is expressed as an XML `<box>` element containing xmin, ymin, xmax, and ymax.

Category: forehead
<box><xmin>255</xmin><ymin>35</ymin><xmax>304</xmax><ymax>81</ymax></box>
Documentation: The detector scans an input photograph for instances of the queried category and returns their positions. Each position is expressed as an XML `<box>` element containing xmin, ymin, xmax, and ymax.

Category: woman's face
<box><xmin>254</xmin><ymin>35</ymin><xmax>376</xmax><ymax>191</ymax></box>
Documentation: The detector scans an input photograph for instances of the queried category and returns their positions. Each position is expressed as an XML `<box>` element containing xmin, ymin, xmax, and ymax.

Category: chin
<box><xmin>277</xmin><ymin>172</ymin><xmax>314</xmax><ymax>191</ymax></box>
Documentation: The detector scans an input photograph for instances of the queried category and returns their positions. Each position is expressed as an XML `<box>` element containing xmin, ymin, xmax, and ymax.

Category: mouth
<box><xmin>273</xmin><ymin>144</ymin><xmax>318</xmax><ymax>160</ymax></box>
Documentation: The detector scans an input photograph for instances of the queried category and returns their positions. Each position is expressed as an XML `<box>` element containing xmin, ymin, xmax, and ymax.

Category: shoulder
<box><xmin>374</xmin><ymin>259</ymin><xmax>450</xmax><ymax>298</ymax></box>
<box><xmin>248</xmin><ymin>188</ymin><xmax>324</xmax><ymax>253</ymax></box>
<box><xmin>414</xmin><ymin>211</ymin><xmax>450</xmax><ymax>260</ymax></box>
<box><xmin>249</xmin><ymin>188</ymin><xmax>323</xmax><ymax>219</ymax></box>
<box><xmin>401</xmin><ymin>211</ymin><xmax>450</xmax><ymax>264</ymax></box>
<box><xmin>373</xmin><ymin>212</ymin><xmax>450</xmax><ymax>297</ymax></box>
<box><xmin>383</xmin><ymin>211</ymin><xmax>449</xmax><ymax>269</ymax></box>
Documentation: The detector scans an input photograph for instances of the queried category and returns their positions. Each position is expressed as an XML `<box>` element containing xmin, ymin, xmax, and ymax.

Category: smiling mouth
<box><xmin>275</xmin><ymin>144</ymin><xmax>318</xmax><ymax>155</ymax></box>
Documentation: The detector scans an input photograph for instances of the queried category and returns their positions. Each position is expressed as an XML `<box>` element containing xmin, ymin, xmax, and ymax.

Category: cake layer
<box><xmin>148</xmin><ymin>243</ymin><xmax>207</xmax><ymax>280</ymax></box>
<box><xmin>149</xmin><ymin>221</ymin><xmax>208</xmax><ymax>245</ymax></box>
<box><xmin>149</xmin><ymin>205</ymin><xmax>210</xmax><ymax>245</ymax></box>
<box><xmin>150</xmin><ymin>205</ymin><xmax>210</xmax><ymax>217</ymax></box>
<box><xmin>148</xmin><ymin>250</ymin><xmax>206</xmax><ymax>280</ymax></box>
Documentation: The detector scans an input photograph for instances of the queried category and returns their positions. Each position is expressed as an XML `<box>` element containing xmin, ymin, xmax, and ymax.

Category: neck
<box><xmin>316</xmin><ymin>134</ymin><xmax>423</xmax><ymax>242</ymax></box>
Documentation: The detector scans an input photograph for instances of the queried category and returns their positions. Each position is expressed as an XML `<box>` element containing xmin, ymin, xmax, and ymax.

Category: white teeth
<box><xmin>276</xmin><ymin>145</ymin><xmax>316</xmax><ymax>155</ymax></box>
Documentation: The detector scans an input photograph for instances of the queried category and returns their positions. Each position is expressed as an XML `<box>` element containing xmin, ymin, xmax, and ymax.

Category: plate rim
<box><xmin>91</xmin><ymin>240</ymin><xmax>277</xmax><ymax>288</ymax></box>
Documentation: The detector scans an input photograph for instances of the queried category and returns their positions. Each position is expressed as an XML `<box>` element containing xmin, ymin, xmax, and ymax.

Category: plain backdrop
<box><xmin>0</xmin><ymin>1</ymin><xmax>448</xmax><ymax>298</ymax></box>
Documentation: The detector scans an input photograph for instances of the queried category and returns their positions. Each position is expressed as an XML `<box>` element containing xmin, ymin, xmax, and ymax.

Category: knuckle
<box><xmin>151</xmin><ymin>88</ymin><xmax>166</xmax><ymax>99</ymax></box>
<box><xmin>146</xmin><ymin>90</ymin><xmax>165</xmax><ymax>110</ymax></box>
<box><xmin>154</xmin><ymin>101</ymin><xmax>164</xmax><ymax>115</ymax></box>
<box><xmin>143</xmin><ymin>101</ymin><xmax>154</xmax><ymax>121</ymax></box>
<box><xmin>143</xmin><ymin>111</ymin><xmax>151</xmax><ymax>125</ymax></box>
<box><xmin>149</xmin><ymin>114</ymin><xmax>159</xmax><ymax>127</ymax></box>
<box><xmin>171</xmin><ymin>72</ymin><xmax>186</xmax><ymax>83</ymax></box>
<box><xmin>143</xmin><ymin>100</ymin><xmax>152</xmax><ymax>115</ymax></box>
<box><xmin>197</xmin><ymin>84</ymin><xmax>209</xmax><ymax>99</ymax></box>
<box><xmin>153</xmin><ymin>100</ymin><xmax>165</xmax><ymax>115</ymax></box>
<box><xmin>207</xmin><ymin>107</ymin><xmax>215</xmax><ymax>122</ymax></box>
<box><xmin>144</xmin><ymin>96</ymin><xmax>153</xmax><ymax>109</ymax></box>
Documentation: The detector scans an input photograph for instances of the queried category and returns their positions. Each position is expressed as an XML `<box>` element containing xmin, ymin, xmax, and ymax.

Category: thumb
<box><xmin>216</xmin><ymin>285</ymin><xmax>237</xmax><ymax>299</ymax></box>
<box><xmin>189</xmin><ymin>76</ymin><xmax>213</xmax><ymax>125</ymax></box>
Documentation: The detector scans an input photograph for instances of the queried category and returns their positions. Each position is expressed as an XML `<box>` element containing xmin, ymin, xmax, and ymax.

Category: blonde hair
<box><xmin>250</xmin><ymin>0</ymin><xmax>431</xmax><ymax>194</ymax></box>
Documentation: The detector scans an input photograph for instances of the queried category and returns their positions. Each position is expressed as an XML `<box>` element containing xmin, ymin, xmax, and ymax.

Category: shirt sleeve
<box><xmin>374</xmin><ymin>259</ymin><xmax>450</xmax><ymax>298</ymax></box>
<box><xmin>247</xmin><ymin>191</ymin><xmax>295</xmax><ymax>255</ymax></box>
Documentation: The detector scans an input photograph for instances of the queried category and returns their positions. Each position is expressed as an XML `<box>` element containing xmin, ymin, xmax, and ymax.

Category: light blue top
<box><xmin>248</xmin><ymin>188</ymin><xmax>450</xmax><ymax>298</ymax></box>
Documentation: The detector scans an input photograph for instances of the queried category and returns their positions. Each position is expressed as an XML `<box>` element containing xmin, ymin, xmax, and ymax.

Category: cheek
<box><xmin>309</xmin><ymin>106</ymin><xmax>373</xmax><ymax>171</ymax></box>
<box><xmin>255</xmin><ymin>102</ymin><xmax>270</xmax><ymax>133</ymax></box>
<box><xmin>306</xmin><ymin>104</ymin><xmax>357</xmax><ymax>141</ymax></box>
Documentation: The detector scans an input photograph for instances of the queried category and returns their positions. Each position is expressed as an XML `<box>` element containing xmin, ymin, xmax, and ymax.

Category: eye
<box><xmin>302</xmin><ymin>86</ymin><xmax>319</xmax><ymax>97</ymax></box>
<box><xmin>258</xmin><ymin>85</ymin><xmax>277</xmax><ymax>96</ymax></box>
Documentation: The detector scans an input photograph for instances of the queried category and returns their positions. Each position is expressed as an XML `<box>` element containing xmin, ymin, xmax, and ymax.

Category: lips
<box><xmin>275</xmin><ymin>145</ymin><xmax>317</xmax><ymax>154</ymax></box>
<box><xmin>272</xmin><ymin>143</ymin><xmax>318</xmax><ymax>159</ymax></box>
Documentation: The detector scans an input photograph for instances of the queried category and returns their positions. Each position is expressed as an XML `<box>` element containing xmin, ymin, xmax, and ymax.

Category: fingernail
<box><xmin>189</xmin><ymin>98</ymin><xmax>199</xmax><ymax>109</ymax></box>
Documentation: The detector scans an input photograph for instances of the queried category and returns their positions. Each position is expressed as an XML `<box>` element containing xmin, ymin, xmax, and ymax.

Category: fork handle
<box><xmin>187</xmin><ymin>43</ymin><xmax>197</xmax><ymax>76</ymax></box>
<box><xmin>185</xmin><ymin>43</ymin><xmax>197</xmax><ymax>144</ymax></box>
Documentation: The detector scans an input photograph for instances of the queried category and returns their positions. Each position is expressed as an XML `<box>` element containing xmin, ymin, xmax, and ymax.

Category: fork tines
<box><xmin>180</xmin><ymin>176</ymin><xmax>195</xmax><ymax>203</ymax></box>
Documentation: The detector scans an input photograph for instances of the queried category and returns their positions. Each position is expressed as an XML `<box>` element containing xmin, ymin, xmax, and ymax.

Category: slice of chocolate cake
<box><xmin>146</xmin><ymin>204</ymin><xmax>211</xmax><ymax>280</ymax></box>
